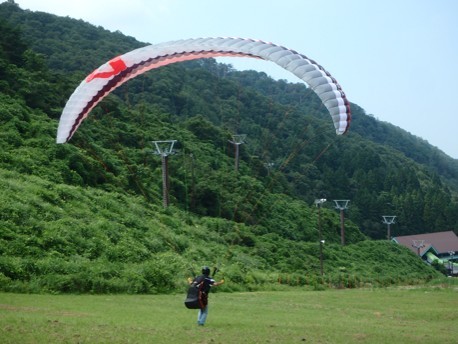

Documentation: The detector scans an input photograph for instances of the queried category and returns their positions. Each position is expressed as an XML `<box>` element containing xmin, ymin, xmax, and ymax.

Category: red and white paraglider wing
<box><xmin>56</xmin><ymin>37</ymin><xmax>350</xmax><ymax>143</ymax></box>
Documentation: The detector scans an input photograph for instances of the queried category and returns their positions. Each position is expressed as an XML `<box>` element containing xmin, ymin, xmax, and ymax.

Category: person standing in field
<box><xmin>187</xmin><ymin>266</ymin><xmax>224</xmax><ymax>326</ymax></box>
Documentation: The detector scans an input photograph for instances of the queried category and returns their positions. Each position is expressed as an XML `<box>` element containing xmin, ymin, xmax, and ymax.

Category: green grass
<box><xmin>1</xmin><ymin>286</ymin><xmax>457</xmax><ymax>343</ymax></box>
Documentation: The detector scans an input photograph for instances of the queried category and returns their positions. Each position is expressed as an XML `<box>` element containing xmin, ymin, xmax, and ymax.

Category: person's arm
<box><xmin>213</xmin><ymin>279</ymin><xmax>225</xmax><ymax>287</ymax></box>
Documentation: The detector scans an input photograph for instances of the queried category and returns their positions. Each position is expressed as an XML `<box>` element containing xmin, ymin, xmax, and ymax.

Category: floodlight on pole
<box><xmin>314</xmin><ymin>199</ymin><xmax>327</xmax><ymax>207</ymax></box>
<box><xmin>382</xmin><ymin>215</ymin><xmax>396</xmax><ymax>240</ymax></box>
<box><xmin>334</xmin><ymin>200</ymin><xmax>350</xmax><ymax>246</ymax></box>
<box><xmin>151</xmin><ymin>140</ymin><xmax>177</xmax><ymax>208</ymax></box>
<box><xmin>412</xmin><ymin>240</ymin><xmax>425</xmax><ymax>256</ymax></box>
<box><xmin>229</xmin><ymin>134</ymin><xmax>246</xmax><ymax>172</ymax></box>
<box><xmin>314</xmin><ymin>198</ymin><xmax>326</xmax><ymax>276</ymax></box>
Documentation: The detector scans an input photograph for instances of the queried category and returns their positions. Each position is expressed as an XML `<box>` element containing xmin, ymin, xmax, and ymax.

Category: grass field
<box><xmin>1</xmin><ymin>284</ymin><xmax>457</xmax><ymax>343</ymax></box>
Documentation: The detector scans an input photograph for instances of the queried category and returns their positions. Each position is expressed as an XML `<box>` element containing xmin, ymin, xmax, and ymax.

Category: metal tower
<box><xmin>151</xmin><ymin>140</ymin><xmax>176</xmax><ymax>208</ymax></box>
<box><xmin>229</xmin><ymin>134</ymin><xmax>246</xmax><ymax>172</ymax></box>
<box><xmin>334</xmin><ymin>200</ymin><xmax>350</xmax><ymax>245</ymax></box>
<box><xmin>382</xmin><ymin>215</ymin><xmax>396</xmax><ymax>240</ymax></box>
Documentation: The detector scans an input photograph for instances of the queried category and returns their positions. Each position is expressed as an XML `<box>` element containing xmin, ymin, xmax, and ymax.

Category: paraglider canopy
<box><xmin>56</xmin><ymin>37</ymin><xmax>351</xmax><ymax>144</ymax></box>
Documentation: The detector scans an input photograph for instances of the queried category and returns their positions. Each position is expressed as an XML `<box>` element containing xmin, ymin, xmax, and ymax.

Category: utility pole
<box><xmin>382</xmin><ymin>215</ymin><xmax>396</xmax><ymax>240</ymax></box>
<box><xmin>229</xmin><ymin>134</ymin><xmax>246</xmax><ymax>172</ymax></box>
<box><xmin>315</xmin><ymin>198</ymin><xmax>327</xmax><ymax>276</ymax></box>
<box><xmin>189</xmin><ymin>153</ymin><xmax>196</xmax><ymax>211</ymax></box>
<box><xmin>333</xmin><ymin>200</ymin><xmax>350</xmax><ymax>246</ymax></box>
<box><xmin>151</xmin><ymin>140</ymin><xmax>176</xmax><ymax>208</ymax></box>
<box><xmin>412</xmin><ymin>240</ymin><xmax>425</xmax><ymax>256</ymax></box>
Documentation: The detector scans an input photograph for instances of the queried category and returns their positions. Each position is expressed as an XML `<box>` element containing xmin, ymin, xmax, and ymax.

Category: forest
<box><xmin>0</xmin><ymin>1</ymin><xmax>456</xmax><ymax>293</ymax></box>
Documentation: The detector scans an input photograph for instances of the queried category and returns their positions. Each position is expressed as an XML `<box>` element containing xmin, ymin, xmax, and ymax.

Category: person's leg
<box><xmin>197</xmin><ymin>308</ymin><xmax>203</xmax><ymax>325</ymax></box>
<box><xmin>197</xmin><ymin>305</ymin><xmax>208</xmax><ymax>325</ymax></box>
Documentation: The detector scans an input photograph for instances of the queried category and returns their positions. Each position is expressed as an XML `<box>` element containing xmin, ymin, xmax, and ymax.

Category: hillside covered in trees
<box><xmin>0</xmin><ymin>1</ymin><xmax>455</xmax><ymax>293</ymax></box>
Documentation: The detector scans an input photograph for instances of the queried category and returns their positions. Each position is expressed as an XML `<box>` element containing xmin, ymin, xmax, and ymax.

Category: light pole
<box><xmin>334</xmin><ymin>200</ymin><xmax>350</xmax><ymax>245</ymax></box>
<box><xmin>315</xmin><ymin>198</ymin><xmax>326</xmax><ymax>276</ymax></box>
<box><xmin>151</xmin><ymin>140</ymin><xmax>176</xmax><ymax>208</ymax></box>
<box><xmin>229</xmin><ymin>134</ymin><xmax>246</xmax><ymax>172</ymax></box>
<box><xmin>448</xmin><ymin>251</ymin><xmax>455</xmax><ymax>275</ymax></box>
<box><xmin>382</xmin><ymin>215</ymin><xmax>396</xmax><ymax>240</ymax></box>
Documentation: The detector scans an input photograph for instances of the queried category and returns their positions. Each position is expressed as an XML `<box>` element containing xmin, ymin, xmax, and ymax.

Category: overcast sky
<box><xmin>6</xmin><ymin>0</ymin><xmax>458</xmax><ymax>159</ymax></box>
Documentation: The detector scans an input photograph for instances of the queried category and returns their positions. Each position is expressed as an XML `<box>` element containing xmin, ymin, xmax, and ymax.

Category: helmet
<box><xmin>202</xmin><ymin>266</ymin><xmax>211</xmax><ymax>276</ymax></box>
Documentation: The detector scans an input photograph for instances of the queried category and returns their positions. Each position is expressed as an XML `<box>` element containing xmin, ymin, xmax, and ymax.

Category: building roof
<box><xmin>392</xmin><ymin>231</ymin><xmax>458</xmax><ymax>257</ymax></box>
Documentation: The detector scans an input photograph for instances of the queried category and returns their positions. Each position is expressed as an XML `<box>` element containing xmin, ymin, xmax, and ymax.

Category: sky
<box><xmin>6</xmin><ymin>0</ymin><xmax>458</xmax><ymax>159</ymax></box>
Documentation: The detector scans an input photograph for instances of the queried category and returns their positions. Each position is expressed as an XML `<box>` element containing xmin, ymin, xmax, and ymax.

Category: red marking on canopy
<box><xmin>86</xmin><ymin>57</ymin><xmax>127</xmax><ymax>82</ymax></box>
